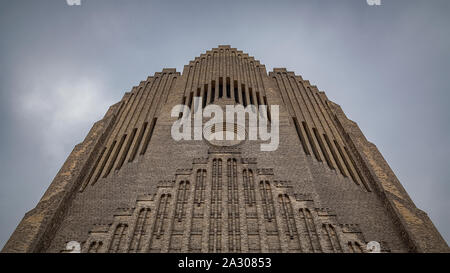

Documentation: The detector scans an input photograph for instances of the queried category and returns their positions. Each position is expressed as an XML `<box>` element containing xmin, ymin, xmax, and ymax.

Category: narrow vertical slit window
<box><xmin>116</xmin><ymin>128</ymin><xmax>137</xmax><ymax>170</ymax></box>
<box><xmin>302</xmin><ymin>122</ymin><xmax>321</xmax><ymax>161</ymax></box>
<box><xmin>188</xmin><ymin>92</ymin><xmax>194</xmax><ymax>110</ymax></box>
<box><xmin>324</xmin><ymin>134</ymin><xmax>345</xmax><ymax>176</ymax></box>
<box><xmin>226</xmin><ymin>77</ymin><xmax>231</xmax><ymax>98</ymax></box>
<box><xmin>219</xmin><ymin>77</ymin><xmax>223</xmax><ymax>98</ymax></box>
<box><xmin>249</xmin><ymin>87</ymin><xmax>254</xmax><ymax>105</ymax></box>
<box><xmin>256</xmin><ymin>91</ymin><xmax>261</xmax><ymax>108</ymax></box>
<box><xmin>82</xmin><ymin>146</ymin><xmax>106</xmax><ymax>190</ymax></box>
<box><xmin>129</xmin><ymin>122</ymin><xmax>147</xmax><ymax>162</ymax></box>
<box><xmin>312</xmin><ymin>128</ymin><xmax>333</xmax><ymax>169</ymax></box>
<box><xmin>104</xmin><ymin>134</ymin><xmax>127</xmax><ymax>177</ymax></box>
<box><xmin>241</xmin><ymin>84</ymin><xmax>247</xmax><ymax>107</ymax></box>
<box><xmin>263</xmin><ymin>96</ymin><xmax>271</xmax><ymax>121</ymax></box>
<box><xmin>195</xmin><ymin>88</ymin><xmax>201</xmax><ymax>112</ymax></box>
<box><xmin>165</xmin><ymin>77</ymin><xmax>177</xmax><ymax>104</ymax></box>
<box><xmin>233</xmin><ymin>80</ymin><xmax>239</xmax><ymax>103</ymax></box>
<box><xmin>93</xmin><ymin>141</ymin><xmax>116</xmax><ymax>183</ymax></box>
<box><xmin>202</xmin><ymin>84</ymin><xmax>208</xmax><ymax>108</ymax></box>
<box><xmin>344</xmin><ymin>146</ymin><xmax>370</xmax><ymax>191</ymax></box>
<box><xmin>140</xmin><ymin>118</ymin><xmax>157</xmax><ymax>155</ymax></box>
<box><xmin>334</xmin><ymin>140</ymin><xmax>356</xmax><ymax>182</ymax></box>
<box><xmin>210</xmin><ymin>80</ymin><xmax>216</xmax><ymax>103</ymax></box>
<box><xmin>292</xmin><ymin>117</ymin><xmax>310</xmax><ymax>155</ymax></box>
<box><xmin>179</xmin><ymin>96</ymin><xmax>186</xmax><ymax>119</ymax></box>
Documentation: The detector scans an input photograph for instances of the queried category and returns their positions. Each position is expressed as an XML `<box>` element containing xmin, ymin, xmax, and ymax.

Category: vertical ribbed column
<box><xmin>278</xmin><ymin>71</ymin><xmax>314</xmax><ymax>154</ymax></box>
<box><xmin>206</xmin><ymin>52</ymin><xmax>212</xmax><ymax>105</ymax></box>
<box><xmin>198</xmin><ymin>55</ymin><xmax>207</xmax><ymax>107</ymax></box>
<box><xmin>256</xmin><ymin>181</ymin><xmax>272</xmax><ymax>252</ymax></box>
<box><xmin>309</xmin><ymin>86</ymin><xmax>353</xmax><ymax>179</ymax></box>
<box><xmin>201</xmin><ymin>160</ymin><xmax>212</xmax><ymax>252</ymax></box>
<box><xmin>213</xmin><ymin>50</ymin><xmax>219</xmax><ymax>101</ymax></box>
<box><xmin>236</xmin><ymin>163</ymin><xmax>249</xmax><ymax>252</ymax></box>
<box><xmin>160</xmin><ymin>191</ymin><xmax>177</xmax><ymax>253</ymax></box>
<box><xmin>86</xmin><ymin>97</ymin><xmax>126</xmax><ymax>185</ymax></box>
<box><xmin>99</xmin><ymin>87</ymin><xmax>140</xmax><ymax>178</ymax></box>
<box><xmin>230</xmin><ymin>50</ymin><xmax>236</xmax><ymax>102</ymax></box>
<box><xmin>124</xmin><ymin>77</ymin><xmax>158</xmax><ymax>163</ymax></box>
<box><xmin>181</xmin><ymin>179</ymin><xmax>196</xmax><ymax>252</ymax></box>
<box><xmin>112</xmin><ymin>80</ymin><xmax>152</xmax><ymax>171</ymax></box>
<box><xmin>301</xmin><ymin>82</ymin><xmax>339</xmax><ymax>170</ymax></box>
<box><xmin>314</xmin><ymin>90</ymin><xmax>367</xmax><ymax>188</ymax></box>
<box><xmin>272</xmin><ymin>191</ymin><xmax>289</xmax><ymax>253</ymax></box>
<box><xmin>156</xmin><ymin>72</ymin><xmax>177</xmax><ymax>114</ymax></box>
<box><xmin>237</xmin><ymin>53</ymin><xmax>244</xmax><ymax>105</ymax></box>
<box><xmin>88</xmin><ymin>90</ymin><xmax>135</xmax><ymax>184</ymax></box>
<box><xmin>289</xmin><ymin>74</ymin><xmax>326</xmax><ymax>162</ymax></box>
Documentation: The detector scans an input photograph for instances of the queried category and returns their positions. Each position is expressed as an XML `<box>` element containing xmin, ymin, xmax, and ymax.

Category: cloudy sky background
<box><xmin>0</xmin><ymin>0</ymin><xmax>449</xmax><ymax>248</ymax></box>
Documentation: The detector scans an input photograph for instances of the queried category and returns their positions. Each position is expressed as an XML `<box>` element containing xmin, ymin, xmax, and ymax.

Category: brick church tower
<box><xmin>3</xmin><ymin>45</ymin><xmax>448</xmax><ymax>253</ymax></box>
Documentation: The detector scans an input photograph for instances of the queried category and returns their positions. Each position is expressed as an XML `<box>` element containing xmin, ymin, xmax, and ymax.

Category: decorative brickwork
<box><xmin>82</xmin><ymin>149</ymin><xmax>372</xmax><ymax>253</ymax></box>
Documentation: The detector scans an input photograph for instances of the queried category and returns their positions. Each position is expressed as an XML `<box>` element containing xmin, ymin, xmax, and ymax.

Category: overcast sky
<box><xmin>0</xmin><ymin>0</ymin><xmax>449</xmax><ymax>249</ymax></box>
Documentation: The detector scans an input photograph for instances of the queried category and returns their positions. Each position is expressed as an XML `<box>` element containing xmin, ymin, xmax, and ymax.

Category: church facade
<box><xmin>3</xmin><ymin>46</ymin><xmax>448</xmax><ymax>253</ymax></box>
